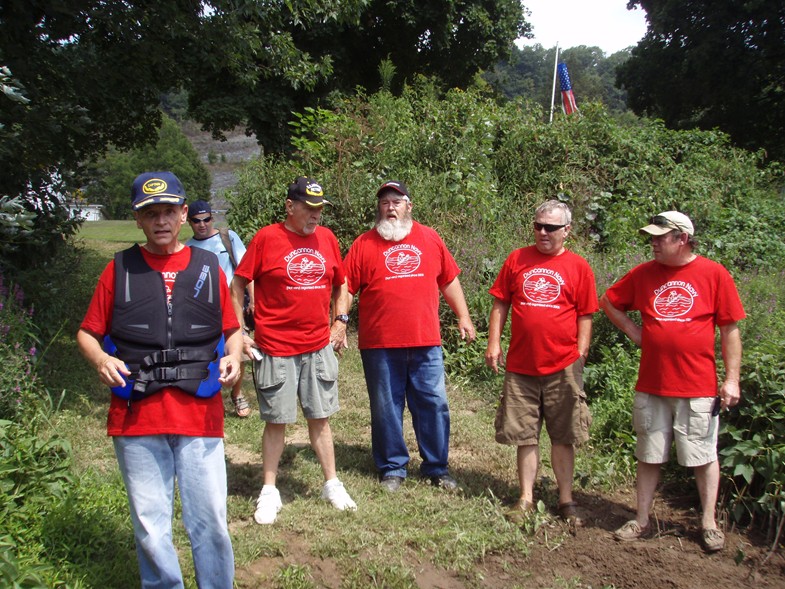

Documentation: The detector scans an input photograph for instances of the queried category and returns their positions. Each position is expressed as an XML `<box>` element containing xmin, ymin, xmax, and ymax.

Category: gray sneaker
<box><xmin>702</xmin><ymin>528</ymin><xmax>725</xmax><ymax>552</ymax></box>
<box><xmin>613</xmin><ymin>520</ymin><xmax>650</xmax><ymax>541</ymax></box>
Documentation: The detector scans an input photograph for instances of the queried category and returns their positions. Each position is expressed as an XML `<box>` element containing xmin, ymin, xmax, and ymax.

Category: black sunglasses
<box><xmin>533</xmin><ymin>222</ymin><xmax>567</xmax><ymax>233</ymax></box>
<box><xmin>649</xmin><ymin>215</ymin><xmax>685</xmax><ymax>232</ymax></box>
<box><xmin>190</xmin><ymin>216</ymin><xmax>212</xmax><ymax>224</ymax></box>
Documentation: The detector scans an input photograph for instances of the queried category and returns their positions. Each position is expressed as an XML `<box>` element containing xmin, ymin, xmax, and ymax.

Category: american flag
<box><xmin>557</xmin><ymin>63</ymin><xmax>578</xmax><ymax>116</ymax></box>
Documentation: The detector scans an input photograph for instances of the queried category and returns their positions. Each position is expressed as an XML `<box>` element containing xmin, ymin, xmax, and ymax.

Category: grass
<box><xmin>47</xmin><ymin>234</ymin><xmax>595</xmax><ymax>588</ymax></box>
<box><xmin>76</xmin><ymin>218</ymin><xmax>235</xmax><ymax>242</ymax></box>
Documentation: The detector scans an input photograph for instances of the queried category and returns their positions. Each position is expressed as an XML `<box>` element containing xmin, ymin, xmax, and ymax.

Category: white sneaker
<box><xmin>321</xmin><ymin>479</ymin><xmax>357</xmax><ymax>511</ymax></box>
<box><xmin>254</xmin><ymin>486</ymin><xmax>282</xmax><ymax>524</ymax></box>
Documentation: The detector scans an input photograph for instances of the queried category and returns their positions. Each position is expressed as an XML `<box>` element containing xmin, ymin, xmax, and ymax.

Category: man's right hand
<box><xmin>484</xmin><ymin>343</ymin><xmax>506</xmax><ymax>374</ymax></box>
<box><xmin>97</xmin><ymin>355</ymin><xmax>131</xmax><ymax>387</ymax></box>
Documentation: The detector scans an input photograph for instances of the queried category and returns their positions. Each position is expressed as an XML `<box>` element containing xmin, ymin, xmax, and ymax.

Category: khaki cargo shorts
<box><xmin>495</xmin><ymin>357</ymin><xmax>591</xmax><ymax>446</ymax></box>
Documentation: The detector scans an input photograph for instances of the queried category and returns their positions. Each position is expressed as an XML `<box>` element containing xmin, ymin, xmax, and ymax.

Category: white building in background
<box><xmin>68</xmin><ymin>202</ymin><xmax>104</xmax><ymax>221</ymax></box>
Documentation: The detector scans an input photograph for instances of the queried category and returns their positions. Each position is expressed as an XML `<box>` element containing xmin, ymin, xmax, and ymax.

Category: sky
<box><xmin>516</xmin><ymin>0</ymin><xmax>649</xmax><ymax>54</ymax></box>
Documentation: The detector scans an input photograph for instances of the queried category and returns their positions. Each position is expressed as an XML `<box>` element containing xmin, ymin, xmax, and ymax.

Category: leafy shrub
<box><xmin>720</xmin><ymin>340</ymin><xmax>785</xmax><ymax>531</ymax></box>
<box><xmin>84</xmin><ymin>114</ymin><xmax>211</xmax><ymax>220</ymax></box>
<box><xmin>226</xmin><ymin>78</ymin><xmax>785</xmax><ymax>524</ymax></box>
<box><xmin>718</xmin><ymin>269</ymin><xmax>785</xmax><ymax>534</ymax></box>
<box><xmin>0</xmin><ymin>272</ymin><xmax>75</xmax><ymax>586</ymax></box>
<box><xmin>581</xmin><ymin>343</ymin><xmax>641</xmax><ymax>486</ymax></box>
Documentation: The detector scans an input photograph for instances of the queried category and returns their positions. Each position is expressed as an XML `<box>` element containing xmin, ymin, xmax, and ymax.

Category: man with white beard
<box><xmin>343</xmin><ymin>180</ymin><xmax>476</xmax><ymax>492</ymax></box>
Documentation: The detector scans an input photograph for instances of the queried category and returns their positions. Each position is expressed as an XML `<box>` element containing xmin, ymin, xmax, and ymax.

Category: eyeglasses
<box><xmin>533</xmin><ymin>222</ymin><xmax>567</xmax><ymax>233</ymax></box>
<box><xmin>649</xmin><ymin>215</ymin><xmax>685</xmax><ymax>232</ymax></box>
<box><xmin>190</xmin><ymin>216</ymin><xmax>212</xmax><ymax>224</ymax></box>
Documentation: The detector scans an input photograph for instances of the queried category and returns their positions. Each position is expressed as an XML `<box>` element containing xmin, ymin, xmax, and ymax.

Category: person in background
<box><xmin>343</xmin><ymin>180</ymin><xmax>476</xmax><ymax>493</ymax></box>
<box><xmin>231</xmin><ymin>177</ymin><xmax>357</xmax><ymax>525</ymax></box>
<box><xmin>485</xmin><ymin>199</ymin><xmax>597</xmax><ymax>525</ymax></box>
<box><xmin>186</xmin><ymin>199</ymin><xmax>254</xmax><ymax>417</ymax></box>
<box><xmin>600</xmin><ymin>210</ymin><xmax>744</xmax><ymax>553</ymax></box>
<box><xmin>77</xmin><ymin>171</ymin><xmax>242</xmax><ymax>588</ymax></box>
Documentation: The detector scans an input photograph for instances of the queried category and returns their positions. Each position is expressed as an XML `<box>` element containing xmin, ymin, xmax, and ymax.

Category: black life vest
<box><xmin>104</xmin><ymin>244</ymin><xmax>224</xmax><ymax>401</ymax></box>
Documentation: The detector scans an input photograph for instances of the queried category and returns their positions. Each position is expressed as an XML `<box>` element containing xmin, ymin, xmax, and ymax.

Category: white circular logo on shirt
<box><xmin>653</xmin><ymin>286</ymin><xmax>694</xmax><ymax>317</ymax></box>
<box><xmin>522</xmin><ymin>272</ymin><xmax>561</xmax><ymax>304</ymax></box>
<box><xmin>385</xmin><ymin>246</ymin><xmax>421</xmax><ymax>275</ymax></box>
<box><xmin>287</xmin><ymin>253</ymin><xmax>326</xmax><ymax>285</ymax></box>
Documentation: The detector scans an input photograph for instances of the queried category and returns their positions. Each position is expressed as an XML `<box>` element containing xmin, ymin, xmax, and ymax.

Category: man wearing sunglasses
<box><xmin>186</xmin><ymin>200</ymin><xmax>254</xmax><ymax>418</ymax></box>
<box><xmin>486</xmin><ymin>199</ymin><xmax>598</xmax><ymax>527</ymax></box>
<box><xmin>600</xmin><ymin>210</ymin><xmax>745</xmax><ymax>553</ymax></box>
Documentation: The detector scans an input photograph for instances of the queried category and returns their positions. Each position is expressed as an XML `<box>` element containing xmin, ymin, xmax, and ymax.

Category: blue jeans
<box><xmin>113</xmin><ymin>435</ymin><xmax>234</xmax><ymax>589</ymax></box>
<box><xmin>360</xmin><ymin>347</ymin><xmax>450</xmax><ymax>479</ymax></box>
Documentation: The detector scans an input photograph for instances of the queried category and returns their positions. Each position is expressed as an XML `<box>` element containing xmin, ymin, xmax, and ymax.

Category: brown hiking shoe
<box><xmin>613</xmin><ymin>520</ymin><xmax>651</xmax><ymax>541</ymax></box>
<box><xmin>701</xmin><ymin>528</ymin><xmax>725</xmax><ymax>552</ymax></box>
<box><xmin>505</xmin><ymin>499</ymin><xmax>535</xmax><ymax>523</ymax></box>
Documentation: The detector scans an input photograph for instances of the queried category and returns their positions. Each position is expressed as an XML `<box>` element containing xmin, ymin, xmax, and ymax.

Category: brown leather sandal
<box><xmin>558</xmin><ymin>501</ymin><xmax>584</xmax><ymax>528</ymax></box>
<box><xmin>232</xmin><ymin>394</ymin><xmax>251</xmax><ymax>418</ymax></box>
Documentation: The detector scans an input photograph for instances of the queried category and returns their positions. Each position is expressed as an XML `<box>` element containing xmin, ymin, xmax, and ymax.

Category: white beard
<box><xmin>375</xmin><ymin>217</ymin><xmax>413</xmax><ymax>241</ymax></box>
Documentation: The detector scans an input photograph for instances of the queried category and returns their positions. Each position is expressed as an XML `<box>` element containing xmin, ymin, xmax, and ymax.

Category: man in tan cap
<box><xmin>600</xmin><ymin>211</ymin><xmax>745</xmax><ymax>553</ymax></box>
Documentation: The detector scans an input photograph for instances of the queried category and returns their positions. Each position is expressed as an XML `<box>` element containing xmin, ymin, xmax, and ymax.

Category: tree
<box><xmin>1</xmin><ymin>0</ymin><xmax>528</xmax><ymax>194</ymax></box>
<box><xmin>485</xmin><ymin>45</ymin><xmax>632</xmax><ymax>115</ymax></box>
<box><xmin>188</xmin><ymin>0</ymin><xmax>529</xmax><ymax>152</ymax></box>
<box><xmin>617</xmin><ymin>0</ymin><xmax>785</xmax><ymax>161</ymax></box>
<box><xmin>85</xmin><ymin>115</ymin><xmax>210</xmax><ymax>220</ymax></box>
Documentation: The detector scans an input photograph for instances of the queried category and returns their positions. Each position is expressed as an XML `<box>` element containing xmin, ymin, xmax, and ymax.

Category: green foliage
<box><xmin>720</xmin><ymin>340</ymin><xmax>785</xmax><ymax>528</ymax></box>
<box><xmin>486</xmin><ymin>44</ymin><xmax>632</xmax><ymax>114</ymax></box>
<box><xmin>619</xmin><ymin>0</ymin><xmax>785</xmax><ymax>161</ymax></box>
<box><xmin>0</xmin><ymin>170</ymin><xmax>82</xmax><ymax>276</ymax></box>
<box><xmin>581</xmin><ymin>343</ymin><xmax>641</xmax><ymax>486</ymax></box>
<box><xmin>227</xmin><ymin>81</ymin><xmax>785</xmax><ymax>530</ymax></box>
<box><xmin>718</xmin><ymin>270</ymin><xmax>785</xmax><ymax>530</ymax></box>
<box><xmin>191</xmin><ymin>0</ymin><xmax>527</xmax><ymax>152</ymax></box>
<box><xmin>85</xmin><ymin>114</ymin><xmax>210</xmax><ymax>220</ymax></box>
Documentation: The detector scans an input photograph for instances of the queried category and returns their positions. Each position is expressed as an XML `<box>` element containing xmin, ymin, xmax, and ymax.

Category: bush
<box><xmin>0</xmin><ymin>272</ymin><xmax>75</xmax><ymax>586</ymax></box>
<box><xmin>85</xmin><ymin>114</ymin><xmax>211</xmax><ymax>220</ymax></box>
<box><xmin>225</xmin><ymin>78</ymin><xmax>785</xmax><ymax>526</ymax></box>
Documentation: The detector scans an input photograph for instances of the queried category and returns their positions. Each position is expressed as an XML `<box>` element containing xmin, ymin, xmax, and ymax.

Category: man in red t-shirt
<box><xmin>486</xmin><ymin>200</ymin><xmax>598</xmax><ymax>526</ymax></box>
<box><xmin>601</xmin><ymin>211</ymin><xmax>745</xmax><ymax>553</ymax></box>
<box><xmin>344</xmin><ymin>180</ymin><xmax>476</xmax><ymax>493</ymax></box>
<box><xmin>77</xmin><ymin>171</ymin><xmax>243</xmax><ymax>588</ymax></box>
<box><xmin>231</xmin><ymin>177</ymin><xmax>356</xmax><ymax>525</ymax></box>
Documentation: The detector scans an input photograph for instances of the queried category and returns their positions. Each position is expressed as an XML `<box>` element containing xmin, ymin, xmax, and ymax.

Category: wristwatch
<box><xmin>334</xmin><ymin>314</ymin><xmax>349</xmax><ymax>324</ymax></box>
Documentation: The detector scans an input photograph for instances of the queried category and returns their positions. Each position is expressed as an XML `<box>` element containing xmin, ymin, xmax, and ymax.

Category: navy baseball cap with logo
<box><xmin>287</xmin><ymin>177</ymin><xmax>331</xmax><ymax>207</ymax></box>
<box><xmin>188</xmin><ymin>200</ymin><xmax>212</xmax><ymax>219</ymax></box>
<box><xmin>376</xmin><ymin>180</ymin><xmax>410</xmax><ymax>200</ymax></box>
<box><xmin>131</xmin><ymin>171</ymin><xmax>187</xmax><ymax>210</ymax></box>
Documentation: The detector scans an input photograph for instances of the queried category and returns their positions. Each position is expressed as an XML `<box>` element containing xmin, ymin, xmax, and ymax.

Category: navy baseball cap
<box><xmin>376</xmin><ymin>180</ymin><xmax>410</xmax><ymax>200</ymax></box>
<box><xmin>131</xmin><ymin>172</ymin><xmax>186</xmax><ymax>210</ymax></box>
<box><xmin>188</xmin><ymin>200</ymin><xmax>212</xmax><ymax>219</ymax></box>
<box><xmin>287</xmin><ymin>177</ymin><xmax>331</xmax><ymax>207</ymax></box>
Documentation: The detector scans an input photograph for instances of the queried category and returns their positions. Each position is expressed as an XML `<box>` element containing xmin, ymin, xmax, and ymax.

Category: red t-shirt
<box><xmin>80</xmin><ymin>246</ymin><xmax>239</xmax><ymax>437</ymax></box>
<box><xmin>234</xmin><ymin>223</ymin><xmax>345</xmax><ymax>356</ymax></box>
<box><xmin>603</xmin><ymin>256</ymin><xmax>746</xmax><ymax>398</ymax></box>
<box><xmin>344</xmin><ymin>222</ymin><xmax>461</xmax><ymax>349</ymax></box>
<box><xmin>489</xmin><ymin>246</ymin><xmax>598</xmax><ymax>376</ymax></box>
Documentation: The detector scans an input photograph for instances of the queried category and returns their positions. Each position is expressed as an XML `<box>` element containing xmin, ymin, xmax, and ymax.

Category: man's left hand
<box><xmin>719</xmin><ymin>379</ymin><xmax>741</xmax><ymax>410</ymax></box>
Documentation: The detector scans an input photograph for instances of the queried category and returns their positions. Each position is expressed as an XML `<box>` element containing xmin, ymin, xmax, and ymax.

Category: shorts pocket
<box><xmin>579</xmin><ymin>390</ymin><xmax>592</xmax><ymax>431</ymax></box>
<box><xmin>632</xmin><ymin>392</ymin><xmax>650</xmax><ymax>434</ymax></box>
<box><xmin>256</xmin><ymin>352</ymin><xmax>286</xmax><ymax>389</ymax></box>
<box><xmin>687</xmin><ymin>397</ymin><xmax>713</xmax><ymax>440</ymax></box>
<box><xmin>315</xmin><ymin>345</ymin><xmax>339</xmax><ymax>384</ymax></box>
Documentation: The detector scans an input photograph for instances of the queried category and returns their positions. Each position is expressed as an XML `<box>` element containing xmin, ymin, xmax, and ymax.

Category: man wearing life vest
<box><xmin>77</xmin><ymin>171</ymin><xmax>243</xmax><ymax>588</ymax></box>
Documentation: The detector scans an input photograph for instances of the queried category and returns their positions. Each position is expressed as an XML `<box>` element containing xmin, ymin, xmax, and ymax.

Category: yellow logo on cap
<box><xmin>306</xmin><ymin>182</ymin><xmax>323</xmax><ymax>197</ymax></box>
<box><xmin>142</xmin><ymin>179</ymin><xmax>168</xmax><ymax>194</ymax></box>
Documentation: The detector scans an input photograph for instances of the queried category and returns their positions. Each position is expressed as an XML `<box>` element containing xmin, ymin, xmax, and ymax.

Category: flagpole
<box><xmin>549</xmin><ymin>42</ymin><xmax>560</xmax><ymax>123</ymax></box>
